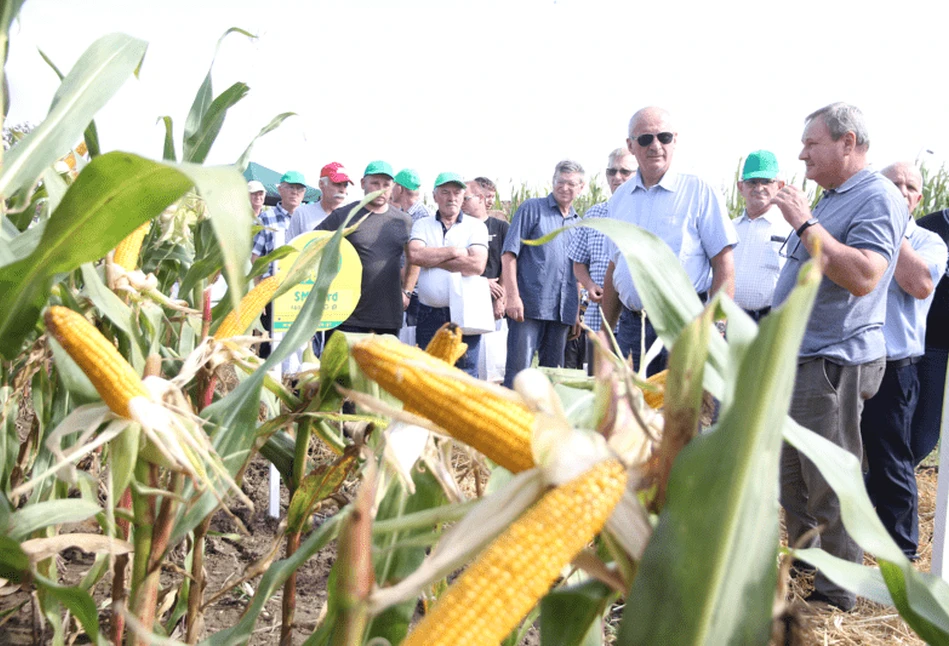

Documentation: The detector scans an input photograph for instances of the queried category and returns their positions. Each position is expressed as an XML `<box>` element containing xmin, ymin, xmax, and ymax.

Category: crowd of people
<box><xmin>250</xmin><ymin>102</ymin><xmax>949</xmax><ymax>613</ymax></box>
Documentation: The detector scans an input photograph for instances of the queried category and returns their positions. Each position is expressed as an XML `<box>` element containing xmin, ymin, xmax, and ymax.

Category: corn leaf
<box><xmin>9</xmin><ymin>499</ymin><xmax>101</xmax><ymax>541</ymax></box>
<box><xmin>34</xmin><ymin>573</ymin><xmax>106</xmax><ymax>646</ymax></box>
<box><xmin>182</xmin><ymin>81</ymin><xmax>249</xmax><ymax>164</ymax></box>
<box><xmin>539</xmin><ymin>578</ymin><xmax>613</xmax><ymax>646</ymax></box>
<box><xmin>36</xmin><ymin>47</ymin><xmax>101</xmax><ymax>160</ymax></box>
<box><xmin>234</xmin><ymin>111</ymin><xmax>296</xmax><ymax>172</ymax></box>
<box><xmin>159</xmin><ymin>115</ymin><xmax>176</xmax><ymax>161</ymax></box>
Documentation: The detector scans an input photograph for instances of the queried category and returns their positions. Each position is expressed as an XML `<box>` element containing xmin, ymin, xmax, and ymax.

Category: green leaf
<box><xmin>286</xmin><ymin>449</ymin><xmax>357</xmax><ymax>535</ymax></box>
<box><xmin>158</xmin><ymin>115</ymin><xmax>176</xmax><ymax>161</ymax></box>
<box><xmin>10</xmin><ymin>499</ymin><xmax>101</xmax><ymax>541</ymax></box>
<box><xmin>35</xmin><ymin>573</ymin><xmax>105</xmax><ymax>645</ymax></box>
<box><xmin>79</xmin><ymin>263</ymin><xmax>144</xmax><ymax>370</ymax></box>
<box><xmin>37</xmin><ymin>47</ymin><xmax>100</xmax><ymax>159</ymax></box>
<box><xmin>182</xmin><ymin>82</ymin><xmax>249</xmax><ymax>164</ymax></box>
<box><xmin>0</xmin><ymin>535</ymin><xmax>30</xmax><ymax>584</ymax></box>
<box><xmin>618</xmin><ymin>258</ymin><xmax>821</xmax><ymax>645</ymax></box>
<box><xmin>234</xmin><ymin>111</ymin><xmax>296</xmax><ymax>172</ymax></box>
<box><xmin>46</xmin><ymin>335</ymin><xmax>99</xmax><ymax>405</ymax></box>
<box><xmin>0</xmin><ymin>152</ymin><xmax>192</xmax><ymax>359</ymax></box>
<box><xmin>0</xmin><ymin>33</ymin><xmax>147</xmax><ymax>205</ymax></box>
<box><xmin>540</xmin><ymin>578</ymin><xmax>613</xmax><ymax>646</ymax></box>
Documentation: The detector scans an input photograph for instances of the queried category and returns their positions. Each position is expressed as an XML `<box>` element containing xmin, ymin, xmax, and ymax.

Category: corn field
<box><xmin>5</xmin><ymin>7</ymin><xmax>949</xmax><ymax>646</ymax></box>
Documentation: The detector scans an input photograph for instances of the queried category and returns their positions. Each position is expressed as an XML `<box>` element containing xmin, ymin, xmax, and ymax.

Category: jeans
<box><xmin>415</xmin><ymin>304</ymin><xmax>481</xmax><ymax>378</ymax></box>
<box><xmin>503</xmin><ymin>318</ymin><xmax>569</xmax><ymax>388</ymax></box>
<box><xmin>616</xmin><ymin>308</ymin><xmax>667</xmax><ymax>377</ymax></box>
<box><xmin>911</xmin><ymin>347</ymin><xmax>948</xmax><ymax>465</ymax></box>
<box><xmin>861</xmin><ymin>361</ymin><xmax>920</xmax><ymax>557</ymax></box>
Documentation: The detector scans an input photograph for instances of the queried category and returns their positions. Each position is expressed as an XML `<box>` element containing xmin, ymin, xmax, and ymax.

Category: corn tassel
<box><xmin>351</xmin><ymin>336</ymin><xmax>535</xmax><ymax>473</ymax></box>
<box><xmin>112</xmin><ymin>221</ymin><xmax>151</xmax><ymax>271</ymax></box>
<box><xmin>213</xmin><ymin>276</ymin><xmax>281</xmax><ymax>340</ymax></box>
<box><xmin>45</xmin><ymin>306</ymin><xmax>149</xmax><ymax>419</ymax></box>
<box><xmin>643</xmin><ymin>369</ymin><xmax>667</xmax><ymax>409</ymax></box>
<box><xmin>424</xmin><ymin>322</ymin><xmax>467</xmax><ymax>365</ymax></box>
<box><xmin>402</xmin><ymin>459</ymin><xmax>627</xmax><ymax>646</ymax></box>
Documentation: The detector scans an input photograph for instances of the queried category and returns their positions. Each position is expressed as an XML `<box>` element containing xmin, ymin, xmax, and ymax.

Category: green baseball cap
<box><xmin>280</xmin><ymin>170</ymin><xmax>306</xmax><ymax>185</ymax></box>
<box><xmin>363</xmin><ymin>160</ymin><xmax>395</xmax><ymax>179</ymax></box>
<box><xmin>741</xmin><ymin>150</ymin><xmax>779</xmax><ymax>181</ymax></box>
<box><xmin>433</xmin><ymin>171</ymin><xmax>466</xmax><ymax>189</ymax></box>
<box><xmin>394</xmin><ymin>168</ymin><xmax>422</xmax><ymax>191</ymax></box>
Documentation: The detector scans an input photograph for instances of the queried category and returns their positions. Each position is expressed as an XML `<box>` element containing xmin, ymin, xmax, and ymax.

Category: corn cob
<box><xmin>351</xmin><ymin>336</ymin><xmax>535</xmax><ymax>473</ymax></box>
<box><xmin>402</xmin><ymin>459</ymin><xmax>627</xmax><ymax>646</ymax></box>
<box><xmin>424</xmin><ymin>322</ymin><xmax>467</xmax><ymax>366</ymax></box>
<box><xmin>44</xmin><ymin>306</ymin><xmax>149</xmax><ymax>419</ymax></box>
<box><xmin>643</xmin><ymin>369</ymin><xmax>667</xmax><ymax>409</ymax></box>
<box><xmin>112</xmin><ymin>221</ymin><xmax>151</xmax><ymax>271</ymax></box>
<box><xmin>213</xmin><ymin>276</ymin><xmax>281</xmax><ymax>340</ymax></box>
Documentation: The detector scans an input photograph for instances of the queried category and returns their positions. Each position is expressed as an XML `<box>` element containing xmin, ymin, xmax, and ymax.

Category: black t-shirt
<box><xmin>482</xmin><ymin>216</ymin><xmax>510</xmax><ymax>280</ymax></box>
<box><xmin>317</xmin><ymin>201</ymin><xmax>412</xmax><ymax>330</ymax></box>
<box><xmin>918</xmin><ymin>209</ymin><xmax>949</xmax><ymax>349</ymax></box>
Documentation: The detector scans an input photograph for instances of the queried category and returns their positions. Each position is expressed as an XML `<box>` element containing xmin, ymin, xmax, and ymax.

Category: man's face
<box><xmin>321</xmin><ymin>179</ymin><xmax>349</xmax><ymax>210</ymax></box>
<box><xmin>249</xmin><ymin>190</ymin><xmax>265</xmax><ymax>213</ymax></box>
<box><xmin>361</xmin><ymin>174</ymin><xmax>395</xmax><ymax>208</ymax></box>
<box><xmin>278</xmin><ymin>182</ymin><xmax>306</xmax><ymax>212</ymax></box>
<box><xmin>391</xmin><ymin>184</ymin><xmax>420</xmax><ymax>210</ymax></box>
<box><xmin>883</xmin><ymin>164</ymin><xmax>923</xmax><ymax>214</ymax></box>
<box><xmin>605</xmin><ymin>153</ymin><xmax>636</xmax><ymax>194</ymax></box>
<box><xmin>627</xmin><ymin>111</ymin><xmax>676</xmax><ymax>183</ymax></box>
<box><xmin>462</xmin><ymin>184</ymin><xmax>487</xmax><ymax>218</ymax></box>
<box><xmin>481</xmin><ymin>187</ymin><xmax>496</xmax><ymax>210</ymax></box>
<box><xmin>799</xmin><ymin>117</ymin><xmax>849</xmax><ymax>189</ymax></box>
<box><xmin>552</xmin><ymin>171</ymin><xmax>585</xmax><ymax>210</ymax></box>
<box><xmin>434</xmin><ymin>184</ymin><xmax>465</xmax><ymax>218</ymax></box>
<box><xmin>738</xmin><ymin>177</ymin><xmax>783</xmax><ymax>218</ymax></box>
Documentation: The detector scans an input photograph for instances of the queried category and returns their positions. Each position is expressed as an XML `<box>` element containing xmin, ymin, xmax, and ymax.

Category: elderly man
<box><xmin>731</xmin><ymin>150</ymin><xmax>793</xmax><ymax>322</ymax></box>
<box><xmin>407</xmin><ymin>173</ymin><xmax>489</xmax><ymax>376</ymax></box>
<box><xmin>860</xmin><ymin>162</ymin><xmax>947</xmax><ymax>560</ymax></box>
<box><xmin>566</xmin><ymin>147</ymin><xmax>636</xmax><ymax>371</ymax></box>
<box><xmin>315</xmin><ymin>161</ymin><xmax>413</xmax><ymax>335</ymax></box>
<box><xmin>248</xmin><ymin>180</ymin><xmax>266</xmax><ymax>218</ymax></box>
<box><xmin>287</xmin><ymin>162</ymin><xmax>353</xmax><ymax>239</ymax></box>
<box><xmin>251</xmin><ymin>170</ymin><xmax>309</xmax><ymax>280</ymax></box>
<box><xmin>501</xmin><ymin>160</ymin><xmax>585</xmax><ymax>388</ymax></box>
<box><xmin>772</xmin><ymin>103</ymin><xmax>907</xmax><ymax>611</ymax></box>
<box><xmin>391</xmin><ymin>168</ymin><xmax>434</xmax><ymax>222</ymax></box>
<box><xmin>601</xmin><ymin>106</ymin><xmax>737</xmax><ymax>375</ymax></box>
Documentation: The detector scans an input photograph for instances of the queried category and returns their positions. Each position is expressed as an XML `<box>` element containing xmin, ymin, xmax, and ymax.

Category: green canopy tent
<box><xmin>243</xmin><ymin>161</ymin><xmax>322</xmax><ymax>205</ymax></box>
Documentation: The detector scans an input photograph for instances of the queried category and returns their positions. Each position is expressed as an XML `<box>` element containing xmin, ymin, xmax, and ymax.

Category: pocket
<box><xmin>821</xmin><ymin>359</ymin><xmax>842</xmax><ymax>393</ymax></box>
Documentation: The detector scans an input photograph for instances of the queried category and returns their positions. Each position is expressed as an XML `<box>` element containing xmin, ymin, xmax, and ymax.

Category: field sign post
<box><xmin>930</xmin><ymin>362</ymin><xmax>949</xmax><ymax>577</ymax></box>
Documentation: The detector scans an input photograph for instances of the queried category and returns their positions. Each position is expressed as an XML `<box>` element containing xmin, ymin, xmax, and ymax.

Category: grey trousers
<box><xmin>780</xmin><ymin>356</ymin><xmax>885</xmax><ymax>605</ymax></box>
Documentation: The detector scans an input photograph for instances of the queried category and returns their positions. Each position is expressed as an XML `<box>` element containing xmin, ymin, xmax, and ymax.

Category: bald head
<box><xmin>628</xmin><ymin>106</ymin><xmax>674</xmax><ymax>137</ymax></box>
<box><xmin>627</xmin><ymin>106</ymin><xmax>677</xmax><ymax>188</ymax></box>
<box><xmin>881</xmin><ymin>161</ymin><xmax>923</xmax><ymax>215</ymax></box>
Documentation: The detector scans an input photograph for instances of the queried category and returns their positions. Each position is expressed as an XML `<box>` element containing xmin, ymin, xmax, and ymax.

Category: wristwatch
<box><xmin>796</xmin><ymin>218</ymin><xmax>819</xmax><ymax>237</ymax></box>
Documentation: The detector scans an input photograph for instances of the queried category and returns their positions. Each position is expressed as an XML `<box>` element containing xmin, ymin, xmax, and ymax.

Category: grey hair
<box><xmin>608</xmin><ymin>147</ymin><xmax>632</xmax><ymax>165</ymax></box>
<box><xmin>553</xmin><ymin>159</ymin><xmax>585</xmax><ymax>178</ymax></box>
<box><xmin>806</xmin><ymin>102</ymin><xmax>870</xmax><ymax>148</ymax></box>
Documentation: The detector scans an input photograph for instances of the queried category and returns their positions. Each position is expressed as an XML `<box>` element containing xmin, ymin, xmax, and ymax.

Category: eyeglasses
<box><xmin>743</xmin><ymin>178</ymin><xmax>776</xmax><ymax>187</ymax></box>
<box><xmin>463</xmin><ymin>195</ymin><xmax>482</xmax><ymax>202</ymax></box>
<box><xmin>606</xmin><ymin>167</ymin><xmax>634</xmax><ymax>178</ymax></box>
<box><xmin>634</xmin><ymin>132</ymin><xmax>674</xmax><ymax>147</ymax></box>
<box><xmin>554</xmin><ymin>179</ymin><xmax>582</xmax><ymax>189</ymax></box>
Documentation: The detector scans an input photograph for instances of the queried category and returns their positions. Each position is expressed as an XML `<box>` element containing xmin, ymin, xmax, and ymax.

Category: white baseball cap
<box><xmin>247</xmin><ymin>180</ymin><xmax>266</xmax><ymax>193</ymax></box>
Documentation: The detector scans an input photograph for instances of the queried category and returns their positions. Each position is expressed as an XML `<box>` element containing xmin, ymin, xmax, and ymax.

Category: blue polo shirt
<box><xmin>773</xmin><ymin>169</ymin><xmax>907</xmax><ymax>365</ymax></box>
<box><xmin>502</xmin><ymin>194</ymin><xmax>579</xmax><ymax>325</ymax></box>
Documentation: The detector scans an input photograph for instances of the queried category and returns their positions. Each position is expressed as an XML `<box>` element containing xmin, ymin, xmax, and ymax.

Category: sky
<box><xmin>6</xmin><ymin>0</ymin><xmax>949</xmax><ymax>201</ymax></box>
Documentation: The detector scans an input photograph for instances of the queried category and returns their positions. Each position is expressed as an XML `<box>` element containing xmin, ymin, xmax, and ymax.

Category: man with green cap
<box><xmin>315</xmin><ymin>161</ymin><xmax>414</xmax><ymax>336</ymax></box>
<box><xmin>391</xmin><ymin>168</ymin><xmax>434</xmax><ymax>221</ymax></box>
<box><xmin>407</xmin><ymin>172</ymin><xmax>488</xmax><ymax>376</ymax></box>
<box><xmin>732</xmin><ymin>150</ymin><xmax>793</xmax><ymax>321</ymax></box>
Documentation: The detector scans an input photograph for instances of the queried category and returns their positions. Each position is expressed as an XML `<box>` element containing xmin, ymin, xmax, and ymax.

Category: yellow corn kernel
<box><xmin>112</xmin><ymin>221</ymin><xmax>151</xmax><ymax>272</ymax></box>
<box><xmin>45</xmin><ymin>306</ymin><xmax>149</xmax><ymax>419</ymax></box>
<box><xmin>424</xmin><ymin>322</ymin><xmax>467</xmax><ymax>366</ymax></box>
<box><xmin>403</xmin><ymin>459</ymin><xmax>627</xmax><ymax>646</ymax></box>
<box><xmin>213</xmin><ymin>276</ymin><xmax>281</xmax><ymax>340</ymax></box>
<box><xmin>351</xmin><ymin>336</ymin><xmax>535</xmax><ymax>473</ymax></box>
<box><xmin>643</xmin><ymin>369</ymin><xmax>667</xmax><ymax>409</ymax></box>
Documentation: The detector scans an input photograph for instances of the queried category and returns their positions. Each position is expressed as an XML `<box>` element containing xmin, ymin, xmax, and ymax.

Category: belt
<box><xmin>743</xmin><ymin>306</ymin><xmax>771</xmax><ymax>321</ymax></box>
<box><xmin>887</xmin><ymin>356</ymin><xmax>922</xmax><ymax>369</ymax></box>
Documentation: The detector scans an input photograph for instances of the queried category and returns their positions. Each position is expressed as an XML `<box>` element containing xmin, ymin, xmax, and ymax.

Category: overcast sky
<box><xmin>7</xmin><ymin>0</ymin><xmax>949</xmax><ymax>200</ymax></box>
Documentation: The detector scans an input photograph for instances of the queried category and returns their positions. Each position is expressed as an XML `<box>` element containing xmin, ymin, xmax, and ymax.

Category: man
<box><xmin>731</xmin><ymin>150</ymin><xmax>793</xmax><ymax>321</ymax></box>
<box><xmin>772</xmin><ymin>103</ymin><xmax>907</xmax><ymax>611</ymax></box>
<box><xmin>861</xmin><ymin>162</ymin><xmax>947</xmax><ymax>560</ymax></box>
<box><xmin>474</xmin><ymin>176</ymin><xmax>508</xmax><ymax>220</ymax></box>
<box><xmin>248</xmin><ymin>179</ymin><xmax>266</xmax><ymax>218</ymax></box>
<box><xmin>287</xmin><ymin>162</ymin><xmax>353</xmax><ymax>239</ymax></box>
<box><xmin>566</xmin><ymin>147</ymin><xmax>636</xmax><ymax>371</ymax></box>
<box><xmin>407</xmin><ymin>173</ymin><xmax>489</xmax><ymax>376</ymax></box>
<box><xmin>251</xmin><ymin>170</ymin><xmax>309</xmax><ymax>280</ymax></box>
<box><xmin>501</xmin><ymin>160</ymin><xmax>584</xmax><ymax>388</ymax></box>
<box><xmin>601</xmin><ymin>106</ymin><xmax>737</xmax><ymax>375</ymax></box>
<box><xmin>315</xmin><ymin>161</ymin><xmax>413</xmax><ymax>335</ymax></box>
<box><xmin>391</xmin><ymin>168</ymin><xmax>434</xmax><ymax>221</ymax></box>
<box><xmin>912</xmin><ymin>206</ymin><xmax>949</xmax><ymax>464</ymax></box>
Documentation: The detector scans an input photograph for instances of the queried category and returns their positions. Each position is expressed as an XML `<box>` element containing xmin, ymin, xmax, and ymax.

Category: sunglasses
<box><xmin>606</xmin><ymin>167</ymin><xmax>634</xmax><ymax>178</ymax></box>
<box><xmin>634</xmin><ymin>132</ymin><xmax>674</xmax><ymax>147</ymax></box>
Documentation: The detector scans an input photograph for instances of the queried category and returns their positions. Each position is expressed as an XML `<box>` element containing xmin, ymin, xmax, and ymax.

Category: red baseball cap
<box><xmin>320</xmin><ymin>162</ymin><xmax>353</xmax><ymax>185</ymax></box>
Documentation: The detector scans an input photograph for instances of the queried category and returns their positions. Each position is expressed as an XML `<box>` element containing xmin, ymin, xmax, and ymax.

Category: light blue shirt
<box><xmin>883</xmin><ymin>217</ymin><xmax>948</xmax><ymax>360</ymax></box>
<box><xmin>286</xmin><ymin>202</ymin><xmax>330</xmax><ymax>241</ymax></box>
<box><xmin>608</xmin><ymin>168</ymin><xmax>738</xmax><ymax>311</ymax></box>
<box><xmin>732</xmin><ymin>206</ymin><xmax>793</xmax><ymax>311</ymax></box>
<box><xmin>773</xmin><ymin>169</ymin><xmax>907</xmax><ymax>365</ymax></box>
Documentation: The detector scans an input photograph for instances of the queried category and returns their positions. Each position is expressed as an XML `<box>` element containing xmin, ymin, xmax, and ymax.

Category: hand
<box><xmin>505</xmin><ymin>294</ymin><xmax>525</xmax><ymax>322</ymax></box>
<box><xmin>402</xmin><ymin>291</ymin><xmax>410</xmax><ymax>311</ymax></box>
<box><xmin>493</xmin><ymin>296</ymin><xmax>506</xmax><ymax>320</ymax></box>
<box><xmin>569</xmin><ymin>320</ymin><xmax>582</xmax><ymax>341</ymax></box>
<box><xmin>771</xmin><ymin>185</ymin><xmax>812</xmax><ymax>231</ymax></box>
<box><xmin>587</xmin><ymin>284</ymin><xmax>604</xmax><ymax>303</ymax></box>
<box><xmin>488</xmin><ymin>278</ymin><xmax>505</xmax><ymax>300</ymax></box>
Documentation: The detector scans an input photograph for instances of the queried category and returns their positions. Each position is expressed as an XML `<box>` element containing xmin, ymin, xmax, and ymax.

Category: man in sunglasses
<box><xmin>772</xmin><ymin>103</ymin><xmax>907</xmax><ymax>612</ymax></box>
<box><xmin>601</xmin><ymin>106</ymin><xmax>738</xmax><ymax>375</ymax></box>
<box><xmin>731</xmin><ymin>150</ymin><xmax>793</xmax><ymax>322</ymax></box>
<box><xmin>566</xmin><ymin>147</ymin><xmax>636</xmax><ymax>371</ymax></box>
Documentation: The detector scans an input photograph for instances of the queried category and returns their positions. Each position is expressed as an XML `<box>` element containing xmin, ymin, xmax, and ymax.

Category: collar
<box><xmin>740</xmin><ymin>204</ymin><xmax>783</xmax><ymax>224</ymax></box>
<box><xmin>274</xmin><ymin>202</ymin><xmax>294</xmax><ymax>218</ymax></box>
<box><xmin>435</xmin><ymin>210</ymin><xmax>463</xmax><ymax>223</ymax></box>
<box><xmin>545</xmin><ymin>193</ymin><xmax>578</xmax><ymax>219</ymax></box>
<box><xmin>632</xmin><ymin>168</ymin><xmax>677</xmax><ymax>192</ymax></box>
<box><xmin>824</xmin><ymin>167</ymin><xmax>873</xmax><ymax>196</ymax></box>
